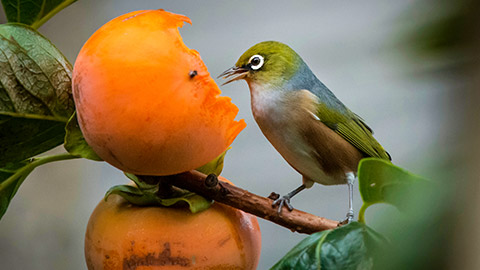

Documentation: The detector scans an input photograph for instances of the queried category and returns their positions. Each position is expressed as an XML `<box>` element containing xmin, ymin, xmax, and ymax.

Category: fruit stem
<box><xmin>30</xmin><ymin>0</ymin><xmax>77</xmax><ymax>30</ymax></box>
<box><xmin>0</xmin><ymin>153</ymin><xmax>79</xmax><ymax>193</ymax></box>
<box><xmin>135</xmin><ymin>175</ymin><xmax>176</xmax><ymax>197</ymax></box>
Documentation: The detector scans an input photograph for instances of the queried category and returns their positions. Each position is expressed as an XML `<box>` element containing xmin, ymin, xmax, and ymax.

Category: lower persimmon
<box><xmin>85</xmin><ymin>190</ymin><xmax>261</xmax><ymax>270</ymax></box>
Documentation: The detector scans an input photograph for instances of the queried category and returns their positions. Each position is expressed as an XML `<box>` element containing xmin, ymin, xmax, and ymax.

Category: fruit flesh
<box><xmin>73</xmin><ymin>10</ymin><xmax>245</xmax><ymax>175</ymax></box>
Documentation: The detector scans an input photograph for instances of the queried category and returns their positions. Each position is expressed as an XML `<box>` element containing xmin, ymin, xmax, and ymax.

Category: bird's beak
<box><xmin>218</xmin><ymin>66</ymin><xmax>249</xmax><ymax>85</ymax></box>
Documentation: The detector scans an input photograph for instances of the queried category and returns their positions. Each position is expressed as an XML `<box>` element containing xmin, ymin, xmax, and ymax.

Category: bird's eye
<box><xmin>248</xmin><ymin>55</ymin><xmax>264</xmax><ymax>70</ymax></box>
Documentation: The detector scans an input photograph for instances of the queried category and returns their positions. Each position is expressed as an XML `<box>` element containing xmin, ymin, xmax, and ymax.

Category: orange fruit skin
<box><xmin>73</xmin><ymin>10</ymin><xmax>246</xmax><ymax>175</ymax></box>
<box><xmin>85</xmin><ymin>194</ymin><xmax>262</xmax><ymax>270</ymax></box>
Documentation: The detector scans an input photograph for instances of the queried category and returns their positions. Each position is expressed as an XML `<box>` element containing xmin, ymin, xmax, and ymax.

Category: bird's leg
<box><xmin>346</xmin><ymin>172</ymin><xmax>355</xmax><ymax>223</ymax></box>
<box><xmin>272</xmin><ymin>184</ymin><xmax>306</xmax><ymax>215</ymax></box>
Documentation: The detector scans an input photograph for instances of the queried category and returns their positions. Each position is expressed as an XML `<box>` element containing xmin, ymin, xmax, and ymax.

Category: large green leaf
<box><xmin>0</xmin><ymin>24</ymin><xmax>74</xmax><ymax>165</ymax></box>
<box><xmin>1</xmin><ymin>0</ymin><xmax>77</xmax><ymax>29</ymax></box>
<box><xmin>357</xmin><ymin>158</ymin><xmax>427</xmax><ymax>223</ymax></box>
<box><xmin>271</xmin><ymin>222</ymin><xmax>387</xmax><ymax>270</ymax></box>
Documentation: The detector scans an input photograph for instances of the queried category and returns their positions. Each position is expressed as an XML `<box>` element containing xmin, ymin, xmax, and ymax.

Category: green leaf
<box><xmin>105</xmin><ymin>185</ymin><xmax>159</xmax><ymax>206</ymax></box>
<box><xmin>0</xmin><ymin>115</ymin><xmax>66</xmax><ymax>165</ymax></box>
<box><xmin>357</xmin><ymin>158</ymin><xmax>427</xmax><ymax>223</ymax></box>
<box><xmin>196</xmin><ymin>147</ymin><xmax>230</xmax><ymax>176</ymax></box>
<box><xmin>271</xmin><ymin>222</ymin><xmax>387</xmax><ymax>270</ymax></box>
<box><xmin>319</xmin><ymin>222</ymin><xmax>386</xmax><ymax>270</ymax></box>
<box><xmin>64</xmin><ymin>112</ymin><xmax>102</xmax><ymax>161</ymax></box>
<box><xmin>159</xmin><ymin>192</ymin><xmax>212</xmax><ymax>214</ymax></box>
<box><xmin>1</xmin><ymin>0</ymin><xmax>77</xmax><ymax>29</ymax></box>
<box><xmin>124</xmin><ymin>172</ymin><xmax>143</xmax><ymax>187</ymax></box>
<box><xmin>0</xmin><ymin>24</ymin><xmax>74</xmax><ymax>165</ymax></box>
<box><xmin>270</xmin><ymin>230</ymin><xmax>329</xmax><ymax>270</ymax></box>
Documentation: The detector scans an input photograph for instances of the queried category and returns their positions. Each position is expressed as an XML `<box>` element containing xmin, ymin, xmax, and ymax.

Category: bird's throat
<box><xmin>248</xmin><ymin>83</ymin><xmax>288</xmax><ymax>125</ymax></box>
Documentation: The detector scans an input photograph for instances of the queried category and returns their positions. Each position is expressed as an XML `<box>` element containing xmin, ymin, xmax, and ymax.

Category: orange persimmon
<box><xmin>73</xmin><ymin>10</ymin><xmax>245</xmax><ymax>175</ymax></box>
<box><xmin>85</xmin><ymin>181</ymin><xmax>262</xmax><ymax>269</ymax></box>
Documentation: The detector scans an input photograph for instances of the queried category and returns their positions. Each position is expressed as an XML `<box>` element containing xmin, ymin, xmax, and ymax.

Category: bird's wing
<box><xmin>314</xmin><ymin>99</ymin><xmax>391</xmax><ymax>161</ymax></box>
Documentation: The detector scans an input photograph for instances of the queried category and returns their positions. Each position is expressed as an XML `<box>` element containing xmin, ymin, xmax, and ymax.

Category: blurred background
<box><xmin>0</xmin><ymin>0</ymin><xmax>478</xmax><ymax>269</ymax></box>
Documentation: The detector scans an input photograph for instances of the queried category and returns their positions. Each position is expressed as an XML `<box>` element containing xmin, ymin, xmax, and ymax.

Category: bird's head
<box><xmin>219</xmin><ymin>41</ymin><xmax>302</xmax><ymax>88</ymax></box>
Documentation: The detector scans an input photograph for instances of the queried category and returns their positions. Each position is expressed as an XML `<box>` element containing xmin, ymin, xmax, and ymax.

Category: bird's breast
<box><xmin>250</xmin><ymin>88</ymin><xmax>285</xmax><ymax>122</ymax></box>
<box><xmin>249</xmin><ymin>88</ymin><xmax>344</xmax><ymax>185</ymax></box>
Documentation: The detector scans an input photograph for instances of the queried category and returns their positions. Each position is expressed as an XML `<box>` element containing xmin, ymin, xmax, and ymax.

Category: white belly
<box><xmin>250</xmin><ymin>87</ymin><xmax>340</xmax><ymax>186</ymax></box>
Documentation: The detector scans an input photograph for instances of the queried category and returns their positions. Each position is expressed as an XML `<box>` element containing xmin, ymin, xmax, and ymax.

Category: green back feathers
<box><xmin>235</xmin><ymin>41</ymin><xmax>301</xmax><ymax>86</ymax></box>
<box><xmin>315</xmin><ymin>103</ymin><xmax>391</xmax><ymax>161</ymax></box>
<box><xmin>336</xmin><ymin>116</ymin><xmax>391</xmax><ymax>161</ymax></box>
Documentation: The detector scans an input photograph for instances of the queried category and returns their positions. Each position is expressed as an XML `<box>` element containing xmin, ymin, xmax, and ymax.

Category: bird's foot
<box><xmin>269</xmin><ymin>185</ymin><xmax>306</xmax><ymax>215</ymax></box>
<box><xmin>346</xmin><ymin>209</ymin><xmax>354</xmax><ymax>223</ymax></box>
<box><xmin>339</xmin><ymin>210</ymin><xmax>354</xmax><ymax>225</ymax></box>
<box><xmin>272</xmin><ymin>194</ymin><xmax>294</xmax><ymax>215</ymax></box>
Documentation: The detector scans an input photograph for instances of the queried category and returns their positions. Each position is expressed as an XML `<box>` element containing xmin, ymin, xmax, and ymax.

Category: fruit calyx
<box><xmin>105</xmin><ymin>172</ymin><xmax>213</xmax><ymax>213</ymax></box>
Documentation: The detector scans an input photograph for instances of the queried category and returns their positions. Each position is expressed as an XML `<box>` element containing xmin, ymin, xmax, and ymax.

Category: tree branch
<box><xmin>140</xmin><ymin>171</ymin><xmax>339</xmax><ymax>234</ymax></box>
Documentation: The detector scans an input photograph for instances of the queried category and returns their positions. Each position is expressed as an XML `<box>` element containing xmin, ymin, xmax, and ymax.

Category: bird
<box><xmin>219</xmin><ymin>41</ymin><xmax>391</xmax><ymax>222</ymax></box>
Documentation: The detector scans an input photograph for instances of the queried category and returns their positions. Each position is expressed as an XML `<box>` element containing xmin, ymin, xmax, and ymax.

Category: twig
<box><xmin>141</xmin><ymin>171</ymin><xmax>339</xmax><ymax>234</ymax></box>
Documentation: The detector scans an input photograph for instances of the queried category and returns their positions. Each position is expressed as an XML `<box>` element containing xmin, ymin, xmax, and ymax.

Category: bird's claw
<box><xmin>347</xmin><ymin>210</ymin><xmax>354</xmax><ymax>223</ymax></box>
<box><xmin>272</xmin><ymin>195</ymin><xmax>294</xmax><ymax>215</ymax></box>
<box><xmin>339</xmin><ymin>210</ymin><xmax>354</xmax><ymax>225</ymax></box>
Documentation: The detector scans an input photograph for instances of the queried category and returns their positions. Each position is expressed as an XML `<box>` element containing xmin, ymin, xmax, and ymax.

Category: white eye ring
<box><xmin>248</xmin><ymin>54</ymin><xmax>264</xmax><ymax>70</ymax></box>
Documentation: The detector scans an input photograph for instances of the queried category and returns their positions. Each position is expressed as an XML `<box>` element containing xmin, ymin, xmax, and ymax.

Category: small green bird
<box><xmin>220</xmin><ymin>41</ymin><xmax>391</xmax><ymax>222</ymax></box>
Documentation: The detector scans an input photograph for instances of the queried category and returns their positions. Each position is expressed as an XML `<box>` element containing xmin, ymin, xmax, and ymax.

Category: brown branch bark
<box><xmin>141</xmin><ymin>171</ymin><xmax>339</xmax><ymax>234</ymax></box>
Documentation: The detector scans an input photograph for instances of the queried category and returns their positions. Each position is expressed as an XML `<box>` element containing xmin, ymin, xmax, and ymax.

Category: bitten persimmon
<box><xmin>73</xmin><ymin>10</ymin><xmax>245</xmax><ymax>175</ymax></box>
<box><xmin>85</xmin><ymin>191</ymin><xmax>262</xmax><ymax>269</ymax></box>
